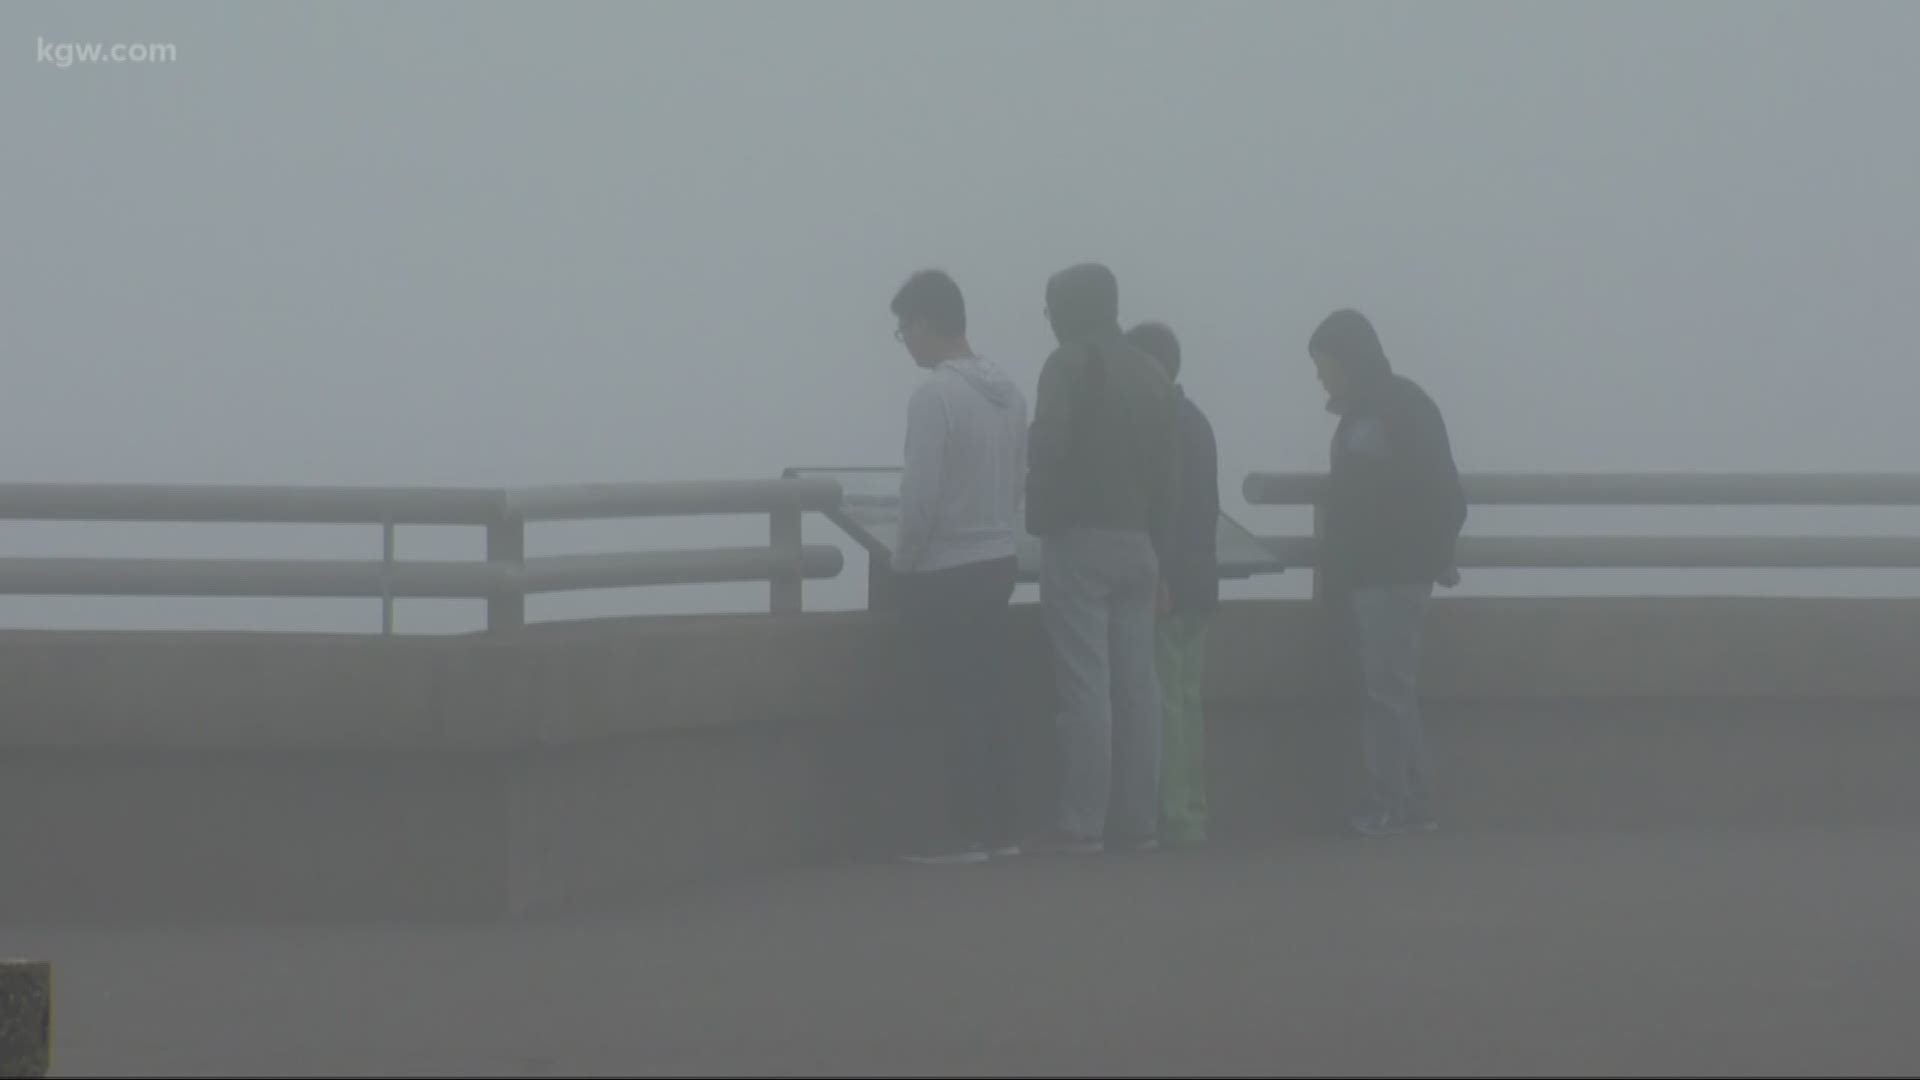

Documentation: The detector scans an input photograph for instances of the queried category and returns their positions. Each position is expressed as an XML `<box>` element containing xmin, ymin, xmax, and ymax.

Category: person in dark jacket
<box><xmin>1026</xmin><ymin>264</ymin><xmax>1177</xmax><ymax>854</ymax></box>
<box><xmin>1308</xmin><ymin>309</ymin><xmax>1466</xmax><ymax>837</ymax></box>
<box><xmin>1125</xmin><ymin>321</ymin><xmax>1218</xmax><ymax>849</ymax></box>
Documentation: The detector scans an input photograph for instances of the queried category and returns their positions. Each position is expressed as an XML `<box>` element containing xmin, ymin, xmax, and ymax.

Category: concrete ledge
<box><xmin>0</xmin><ymin>749</ymin><xmax>512</xmax><ymax>922</ymax></box>
<box><xmin>3</xmin><ymin>599</ymin><xmax>1919</xmax><ymax>921</ymax></box>
<box><xmin>1211</xmin><ymin>699</ymin><xmax>1920</xmax><ymax>839</ymax></box>
<box><xmin>1210</xmin><ymin>597</ymin><xmax>1920</xmax><ymax>703</ymax></box>
<box><xmin>7</xmin><ymin>599</ymin><xmax>1920</xmax><ymax>753</ymax></box>
<box><xmin>0</xmin><ymin>631</ymin><xmax>466</xmax><ymax>750</ymax></box>
<box><xmin>1421</xmin><ymin>597</ymin><xmax>1920</xmax><ymax>703</ymax></box>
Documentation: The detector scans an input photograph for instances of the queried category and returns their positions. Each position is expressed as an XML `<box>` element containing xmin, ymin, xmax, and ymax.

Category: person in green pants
<box><xmin>1125</xmin><ymin>322</ymin><xmax>1220</xmax><ymax>849</ymax></box>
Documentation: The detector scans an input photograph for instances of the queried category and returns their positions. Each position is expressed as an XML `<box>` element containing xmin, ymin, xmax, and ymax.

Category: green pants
<box><xmin>1156</xmin><ymin>612</ymin><xmax>1210</xmax><ymax>846</ymax></box>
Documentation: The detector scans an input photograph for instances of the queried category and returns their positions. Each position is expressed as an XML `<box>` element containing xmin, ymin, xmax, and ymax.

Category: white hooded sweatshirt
<box><xmin>894</xmin><ymin>356</ymin><xmax>1030</xmax><ymax>574</ymax></box>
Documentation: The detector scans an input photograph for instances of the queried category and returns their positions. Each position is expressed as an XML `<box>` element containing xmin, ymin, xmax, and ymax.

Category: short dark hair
<box><xmin>890</xmin><ymin>270</ymin><xmax>966</xmax><ymax>338</ymax></box>
<box><xmin>1045</xmin><ymin>263</ymin><xmax>1120</xmax><ymax>338</ymax></box>
<box><xmin>1125</xmin><ymin>322</ymin><xmax>1181</xmax><ymax>380</ymax></box>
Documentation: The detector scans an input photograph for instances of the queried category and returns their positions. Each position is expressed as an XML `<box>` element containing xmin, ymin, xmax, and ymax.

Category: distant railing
<box><xmin>0</xmin><ymin>478</ymin><xmax>845</xmax><ymax>631</ymax></box>
<box><xmin>1242</xmin><ymin>472</ymin><xmax>1920</xmax><ymax>593</ymax></box>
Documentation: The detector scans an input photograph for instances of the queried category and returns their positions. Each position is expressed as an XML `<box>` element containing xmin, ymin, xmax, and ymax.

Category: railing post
<box><xmin>487</xmin><ymin>512</ymin><xmax>525</xmax><ymax>632</ymax></box>
<box><xmin>1310</xmin><ymin>502</ymin><xmax>1325</xmax><ymax>603</ymax></box>
<box><xmin>380</xmin><ymin>520</ymin><xmax>396</xmax><ymax>636</ymax></box>
<box><xmin>770</xmin><ymin>505</ymin><xmax>802</xmax><ymax>614</ymax></box>
<box><xmin>866</xmin><ymin>554</ymin><xmax>895</xmax><ymax>613</ymax></box>
<box><xmin>0</xmin><ymin>958</ymin><xmax>51</xmax><ymax>1078</ymax></box>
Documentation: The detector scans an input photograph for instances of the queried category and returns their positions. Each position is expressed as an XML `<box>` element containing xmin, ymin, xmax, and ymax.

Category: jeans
<box><xmin>1343</xmin><ymin>583</ymin><xmax>1435</xmax><ymax>825</ymax></box>
<box><xmin>1041</xmin><ymin>530</ymin><xmax>1162</xmax><ymax>842</ymax></box>
<box><xmin>895</xmin><ymin>556</ymin><xmax>1020</xmax><ymax>852</ymax></box>
<box><xmin>1155</xmin><ymin>613</ymin><xmax>1210</xmax><ymax>846</ymax></box>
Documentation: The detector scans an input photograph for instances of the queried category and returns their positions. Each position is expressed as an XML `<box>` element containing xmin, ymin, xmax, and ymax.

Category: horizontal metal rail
<box><xmin>1261</xmin><ymin>535</ymin><xmax>1920</xmax><ymax>571</ymax></box>
<box><xmin>0</xmin><ymin>477</ymin><xmax>846</xmax><ymax>627</ymax></box>
<box><xmin>518</xmin><ymin>546</ymin><xmax>843</xmax><ymax>593</ymax></box>
<box><xmin>0</xmin><ymin>546</ymin><xmax>846</xmax><ymax>600</ymax></box>
<box><xmin>505</xmin><ymin>479</ymin><xmax>843</xmax><ymax>522</ymax></box>
<box><xmin>1245</xmin><ymin>472</ymin><xmax>1920</xmax><ymax>589</ymax></box>
<box><xmin>1245</xmin><ymin>472</ymin><xmax>1920</xmax><ymax>508</ymax></box>
<box><xmin>0</xmin><ymin>483</ymin><xmax>505</xmax><ymax>525</ymax></box>
<box><xmin>0</xmin><ymin>557</ymin><xmax>503</xmax><ymax>600</ymax></box>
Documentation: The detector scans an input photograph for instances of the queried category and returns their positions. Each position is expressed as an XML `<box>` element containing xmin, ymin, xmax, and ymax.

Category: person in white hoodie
<box><xmin>889</xmin><ymin>270</ymin><xmax>1030</xmax><ymax>864</ymax></box>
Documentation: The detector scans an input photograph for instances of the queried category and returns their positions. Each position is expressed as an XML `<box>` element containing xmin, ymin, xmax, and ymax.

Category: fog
<box><xmin>7</xmin><ymin>0</ymin><xmax>1919</xmax><ymax>630</ymax></box>
<box><xmin>6</xmin><ymin>7</ymin><xmax>1920</xmax><ymax>1075</ymax></box>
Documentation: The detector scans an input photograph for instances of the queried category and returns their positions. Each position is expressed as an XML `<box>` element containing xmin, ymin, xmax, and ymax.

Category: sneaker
<box><xmin>1021</xmin><ymin>831</ymin><xmax>1104</xmax><ymax>857</ymax></box>
<box><xmin>1348</xmin><ymin>812</ymin><xmax>1402</xmax><ymax>838</ymax></box>
<box><xmin>1404</xmin><ymin>816</ymin><xmax>1439</xmax><ymax>834</ymax></box>
<box><xmin>1160</xmin><ymin>826</ymin><xmax>1208</xmax><ymax>851</ymax></box>
<box><xmin>1112</xmin><ymin>835</ymin><xmax>1161</xmax><ymax>855</ymax></box>
<box><xmin>900</xmin><ymin>847</ymin><xmax>990</xmax><ymax>866</ymax></box>
<box><xmin>985</xmin><ymin>845</ymin><xmax>1023</xmax><ymax>859</ymax></box>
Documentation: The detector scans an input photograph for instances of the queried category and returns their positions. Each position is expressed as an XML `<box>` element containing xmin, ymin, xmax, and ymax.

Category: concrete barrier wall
<box><xmin>3</xmin><ymin>599</ymin><xmax>1918</xmax><ymax>921</ymax></box>
<box><xmin>9</xmin><ymin>598</ymin><xmax>1920</xmax><ymax>751</ymax></box>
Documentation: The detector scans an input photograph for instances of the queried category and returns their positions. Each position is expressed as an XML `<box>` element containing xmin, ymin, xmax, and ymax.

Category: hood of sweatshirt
<box><xmin>939</xmin><ymin>356</ymin><xmax>1021</xmax><ymax>409</ymax></box>
<box><xmin>1309</xmin><ymin>309</ymin><xmax>1394</xmax><ymax>415</ymax></box>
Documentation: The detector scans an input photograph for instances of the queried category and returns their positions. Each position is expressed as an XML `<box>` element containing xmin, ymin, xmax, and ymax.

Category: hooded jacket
<box><xmin>894</xmin><ymin>356</ymin><xmax>1030</xmax><ymax>574</ymax></box>
<box><xmin>1313</xmin><ymin>311</ymin><xmax>1467</xmax><ymax>591</ymax></box>
<box><xmin>1165</xmin><ymin>387</ymin><xmax>1221</xmax><ymax>614</ymax></box>
<box><xmin>1026</xmin><ymin>266</ymin><xmax>1177</xmax><ymax>557</ymax></box>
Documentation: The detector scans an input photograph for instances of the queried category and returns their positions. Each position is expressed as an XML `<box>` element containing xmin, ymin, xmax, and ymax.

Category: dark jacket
<box><xmin>1322</xmin><ymin>366</ymin><xmax>1467</xmax><ymax>592</ymax></box>
<box><xmin>1026</xmin><ymin>326</ymin><xmax>1177</xmax><ymax>557</ymax></box>
<box><xmin>1164</xmin><ymin>389</ymin><xmax>1220</xmax><ymax>613</ymax></box>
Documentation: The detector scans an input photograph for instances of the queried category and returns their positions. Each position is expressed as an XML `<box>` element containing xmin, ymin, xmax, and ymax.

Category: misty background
<box><xmin>7</xmin><ymin>0</ymin><xmax>1918</xmax><ymax>632</ymax></box>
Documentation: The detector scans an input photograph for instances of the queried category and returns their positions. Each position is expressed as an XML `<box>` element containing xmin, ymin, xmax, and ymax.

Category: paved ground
<box><xmin>6</xmin><ymin>826</ymin><xmax>1919</xmax><ymax>1077</ymax></box>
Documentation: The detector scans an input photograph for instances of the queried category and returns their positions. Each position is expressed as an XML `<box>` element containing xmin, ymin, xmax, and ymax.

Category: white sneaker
<box><xmin>901</xmin><ymin>848</ymin><xmax>990</xmax><ymax>866</ymax></box>
<box><xmin>986</xmin><ymin>845</ymin><xmax>1022</xmax><ymax>859</ymax></box>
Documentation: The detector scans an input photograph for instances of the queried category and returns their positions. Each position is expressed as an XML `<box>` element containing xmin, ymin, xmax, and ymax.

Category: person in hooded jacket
<box><xmin>1125</xmin><ymin>321</ymin><xmax>1219</xmax><ymax>850</ymax></box>
<box><xmin>889</xmin><ymin>270</ymin><xmax>1030</xmax><ymax>864</ymax></box>
<box><xmin>1026</xmin><ymin>264</ymin><xmax>1177</xmax><ymax>855</ymax></box>
<box><xmin>1308</xmin><ymin>309</ymin><xmax>1467</xmax><ymax>837</ymax></box>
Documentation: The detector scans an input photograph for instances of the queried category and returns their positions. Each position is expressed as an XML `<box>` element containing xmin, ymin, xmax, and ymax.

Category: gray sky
<box><xmin>7</xmin><ymin>1</ymin><xmax>1919</xmax><ymax>627</ymax></box>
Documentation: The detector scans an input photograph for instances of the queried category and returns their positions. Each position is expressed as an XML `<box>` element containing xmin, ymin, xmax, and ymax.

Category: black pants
<box><xmin>895</xmin><ymin>556</ymin><xmax>1020</xmax><ymax>852</ymax></box>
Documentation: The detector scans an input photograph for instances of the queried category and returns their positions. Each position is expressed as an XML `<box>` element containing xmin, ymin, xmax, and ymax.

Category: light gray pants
<box><xmin>1041</xmin><ymin>529</ymin><xmax>1163</xmax><ymax>842</ymax></box>
<box><xmin>1348</xmin><ymin>583</ymin><xmax>1435</xmax><ymax>824</ymax></box>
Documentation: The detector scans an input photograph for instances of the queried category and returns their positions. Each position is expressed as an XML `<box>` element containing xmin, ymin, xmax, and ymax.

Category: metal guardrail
<box><xmin>1244</xmin><ymin>472</ymin><xmax>1920</xmax><ymax>508</ymax></box>
<box><xmin>1243</xmin><ymin>472</ymin><xmax>1920</xmax><ymax>589</ymax></box>
<box><xmin>0</xmin><ymin>478</ymin><xmax>845</xmax><ymax>631</ymax></box>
